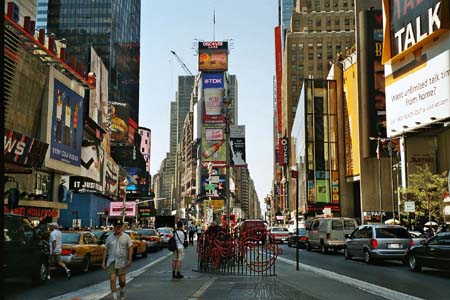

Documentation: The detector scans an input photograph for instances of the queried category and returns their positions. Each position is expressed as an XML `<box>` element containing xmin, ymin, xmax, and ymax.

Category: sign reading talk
<box><xmin>389</xmin><ymin>0</ymin><xmax>447</xmax><ymax>58</ymax></box>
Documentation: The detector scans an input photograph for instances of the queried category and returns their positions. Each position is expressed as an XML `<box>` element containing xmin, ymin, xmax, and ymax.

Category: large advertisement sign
<box><xmin>202</xmin><ymin>72</ymin><xmax>224</xmax><ymax>89</ymax></box>
<box><xmin>110</xmin><ymin>102</ymin><xmax>130</xmax><ymax>143</ymax></box>
<box><xmin>80</xmin><ymin>140</ymin><xmax>101</xmax><ymax>182</ymax></box>
<box><xmin>202</xmin><ymin>126</ymin><xmax>226</xmax><ymax>167</ymax></box>
<box><xmin>90</xmin><ymin>47</ymin><xmax>109</xmax><ymax>130</ymax></box>
<box><xmin>202</xmin><ymin>88</ymin><xmax>225</xmax><ymax>124</ymax></box>
<box><xmin>278</xmin><ymin>137</ymin><xmax>289</xmax><ymax>166</ymax></box>
<box><xmin>104</xmin><ymin>153</ymin><xmax>119</xmax><ymax>198</ymax></box>
<box><xmin>383</xmin><ymin>0</ymin><xmax>448</xmax><ymax>63</ymax></box>
<box><xmin>198</xmin><ymin>41</ymin><xmax>228</xmax><ymax>72</ymax></box>
<box><xmin>275</xmin><ymin>26</ymin><xmax>283</xmax><ymax>136</ymax></box>
<box><xmin>386</xmin><ymin>40</ymin><xmax>450</xmax><ymax>135</ymax></box>
<box><xmin>4</xmin><ymin>129</ymin><xmax>48</xmax><ymax>168</ymax></box>
<box><xmin>109</xmin><ymin>201</ymin><xmax>136</xmax><ymax>217</ymax></box>
<box><xmin>50</xmin><ymin>79</ymin><xmax>83</xmax><ymax>166</ymax></box>
<box><xmin>230</xmin><ymin>125</ymin><xmax>246</xmax><ymax>167</ymax></box>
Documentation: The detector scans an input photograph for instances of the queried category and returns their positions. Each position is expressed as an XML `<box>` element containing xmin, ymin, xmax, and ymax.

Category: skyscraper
<box><xmin>47</xmin><ymin>0</ymin><xmax>141</xmax><ymax>126</ymax></box>
<box><xmin>36</xmin><ymin>0</ymin><xmax>48</xmax><ymax>31</ymax></box>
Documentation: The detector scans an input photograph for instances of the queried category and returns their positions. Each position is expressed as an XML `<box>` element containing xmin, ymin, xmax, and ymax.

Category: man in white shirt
<box><xmin>49</xmin><ymin>222</ymin><xmax>71</xmax><ymax>279</ymax></box>
<box><xmin>102</xmin><ymin>220</ymin><xmax>133</xmax><ymax>300</ymax></box>
<box><xmin>172</xmin><ymin>221</ymin><xmax>187</xmax><ymax>279</ymax></box>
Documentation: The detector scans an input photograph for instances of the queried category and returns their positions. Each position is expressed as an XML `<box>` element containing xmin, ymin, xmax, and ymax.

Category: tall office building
<box><xmin>139</xmin><ymin>127</ymin><xmax>152</xmax><ymax>174</ymax></box>
<box><xmin>36</xmin><ymin>0</ymin><xmax>48</xmax><ymax>31</ymax></box>
<box><xmin>280</xmin><ymin>0</ymin><xmax>296</xmax><ymax>51</ymax></box>
<box><xmin>47</xmin><ymin>0</ymin><xmax>140</xmax><ymax>126</ymax></box>
<box><xmin>176</xmin><ymin>76</ymin><xmax>195</xmax><ymax>145</ymax></box>
<box><xmin>281</xmin><ymin>0</ymin><xmax>355</xmax><ymax>137</ymax></box>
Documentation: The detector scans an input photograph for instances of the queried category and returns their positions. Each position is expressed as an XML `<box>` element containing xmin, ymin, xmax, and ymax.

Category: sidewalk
<box><xmin>99</xmin><ymin>243</ymin><xmax>391</xmax><ymax>300</ymax></box>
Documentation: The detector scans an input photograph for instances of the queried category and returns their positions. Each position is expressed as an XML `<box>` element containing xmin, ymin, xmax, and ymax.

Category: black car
<box><xmin>407</xmin><ymin>232</ymin><xmax>450</xmax><ymax>272</ymax></box>
<box><xmin>288</xmin><ymin>228</ymin><xmax>308</xmax><ymax>248</ymax></box>
<box><xmin>3</xmin><ymin>214</ymin><xmax>50</xmax><ymax>284</ymax></box>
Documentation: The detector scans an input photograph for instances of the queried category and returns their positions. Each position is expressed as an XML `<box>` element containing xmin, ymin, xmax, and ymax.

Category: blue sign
<box><xmin>202</xmin><ymin>72</ymin><xmax>224</xmax><ymax>89</ymax></box>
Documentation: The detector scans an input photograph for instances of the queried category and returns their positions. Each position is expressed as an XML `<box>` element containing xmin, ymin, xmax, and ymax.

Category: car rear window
<box><xmin>62</xmin><ymin>233</ymin><xmax>80</xmax><ymax>244</ymax></box>
<box><xmin>344</xmin><ymin>220</ymin><xmax>356</xmax><ymax>230</ymax></box>
<box><xmin>138</xmin><ymin>229</ymin><xmax>156</xmax><ymax>235</ymax></box>
<box><xmin>332</xmin><ymin>220</ymin><xmax>343</xmax><ymax>230</ymax></box>
<box><xmin>375</xmin><ymin>227</ymin><xmax>410</xmax><ymax>238</ymax></box>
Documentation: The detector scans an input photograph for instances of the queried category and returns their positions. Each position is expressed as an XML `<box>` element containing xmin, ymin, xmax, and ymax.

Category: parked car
<box><xmin>409</xmin><ymin>231</ymin><xmax>427</xmax><ymax>246</ymax></box>
<box><xmin>288</xmin><ymin>227</ymin><xmax>308</xmax><ymax>248</ymax></box>
<box><xmin>136</xmin><ymin>228</ymin><xmax>163</xmax><ymax>251</ymax></box>
<box><xmin>269</xmin><ymin>227</ymin><xmax>290</xmax><ymax>243</ymax></box>
<box><xmin>60</xmin><ymin>231</ymin><xmax>106</xmax><ymax>272</ymax></box>
<box><xmin>307</xmin><ymin>217</ymin><xmax>358</xmax><ymax>253</ymax></box>
<box><xmin>344</xmin><ymin>224</ymin><xmax>413</xmax><ymax>264</ymax></box>
<box><xmin>124</xmin><ymin>230</ymin><xmax>148</xmax><ymax>259</ymax></box>
<box><xmin>3</xmin><ymin>214</ymin><xmax>49</xmax><ymax>284</ymax></box>
<box><xmin>157</xmin><ymin>227</ymin><xmax>174</xmax><ymax>247</ymax></box>
<box><xmin>407</xmin><ymin>232</ymin><xmax>450</xmax><ymax>272</ymax></box>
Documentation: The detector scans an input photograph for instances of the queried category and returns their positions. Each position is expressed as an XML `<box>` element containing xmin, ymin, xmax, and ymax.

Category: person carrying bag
<box><xmin>171</xmin><ymin>221</ymin><xmax>187</xmax><ymax>279</ymax></box>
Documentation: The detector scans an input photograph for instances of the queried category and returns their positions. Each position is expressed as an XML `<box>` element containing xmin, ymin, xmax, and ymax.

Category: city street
<box><xmin>3</xmin><ymin>243</ymin><xmax>450</xmax><ymax>300</ymax></box>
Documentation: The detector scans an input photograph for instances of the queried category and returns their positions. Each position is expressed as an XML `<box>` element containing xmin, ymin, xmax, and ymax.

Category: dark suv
<box><xmin>3</xmin><ymin>214</ymin><xmax>49</xmax><ymax>284</ymax></box>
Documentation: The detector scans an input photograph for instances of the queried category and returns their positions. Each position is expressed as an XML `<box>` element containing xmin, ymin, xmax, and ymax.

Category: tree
<box><xmin>402</xmin><ymin>165</ymin><xmax>447</xmax><ymax>225</ymax></box>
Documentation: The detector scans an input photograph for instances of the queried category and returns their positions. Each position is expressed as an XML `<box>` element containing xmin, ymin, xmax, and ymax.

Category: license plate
<box><xmin>387</xmin><ymin>243</ymin><xmax>401</xmax><ymax>249</ymax></box>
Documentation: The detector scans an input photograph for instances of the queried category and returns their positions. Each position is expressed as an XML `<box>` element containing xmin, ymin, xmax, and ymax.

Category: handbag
<box><xmin>167</xmin><ymin>236</ymin><xmax>177</xmax><ymax>252</ymax></box>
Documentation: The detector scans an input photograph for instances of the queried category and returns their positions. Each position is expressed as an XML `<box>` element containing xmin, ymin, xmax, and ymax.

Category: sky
<box><xmin>139</xmin><ymin>1</ymin><xmax>278</xmax><ymax>208</ymax></box>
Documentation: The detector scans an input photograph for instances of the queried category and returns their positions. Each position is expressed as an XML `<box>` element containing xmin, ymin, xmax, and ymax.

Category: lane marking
<box><xmin>188</xmin><ymin>276</ymin><xmax>218</xmax><ymax>300</ymax></box>
<box><xmin>48</xmin><ymin>253</ymin><xmax>172</xmax><ymax>300</ymax></box>
<box><xmin>278</xmin><ymin>257</ymin><xmax>424</xmax><ymax>300</ymax></box>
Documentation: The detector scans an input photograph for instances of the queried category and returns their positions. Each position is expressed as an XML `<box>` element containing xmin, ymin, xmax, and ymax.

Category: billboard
<box><xmin>202</xmin><ymin>72</ymin><xmax>224</xmax><ymax>89</ymax></box>
<box><xmin>109</xmin><ymin>201</ymin><xmax>136</xmax><ymax>217</ymax></box>
<box><xmin>80</xmin><ymin>140</ymin><xmax>101</xmax><ymax>182</ymax></box>
<box><xmin>202</xmin><ymin>88</ymin><xmax>225</xmax><ymax>124</ymax></box>
<box><xmin>110</xmin><ymin>102</ymin><xmax>130</xmax><ymax>143</ymax></box>
<box><xmin>202</xmin><ymin>126</ymin><xmax>226</xmax><ymax>168</ymax></box>
<box><xmin>198</xmin><ymin>41</ymin><xmax>228</xmax><ymax>71</ymax></box>
<box><xmin>275</xmin><ymin>26</ymin><xmax>283</xmax><ymax>135</ymax></box>
<box><xmin>104</xmin><ymin>153</ymin><xmax>119</xmax><ymax>198</ymax></box>
<box><xmin>90</xmin><ymin>47</ymin><xmax>109</xmax><ymax>130</ymax></box>
<box><xmin>230</xmin><ymin>125</ymin><xmax>246</xmax><ymax>167</ymax></box>
<box><xmin>50</xmin><ymin>78</ymin><xmax>84</xmax><ymax>166</ymax></box>
<box><xmin>4</xmin><ymin>129</ymin><xmax>48</xmax><ymax>168</ymax></box>
<box><xmin>383</xmin><ymin>0</ymin><xmax>448</xmax><ymax>63</ymax></box>
<box><xmin>386</xmin><ymin>37</ymin><xmax>450</xmax><ymax>135</ymax></box>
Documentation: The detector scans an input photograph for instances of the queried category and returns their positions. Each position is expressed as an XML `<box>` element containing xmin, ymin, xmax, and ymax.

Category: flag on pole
<box><xmin>213</xmin><ymin>10</ymin><xmax>215</xmax><ymax>24</ymax></box>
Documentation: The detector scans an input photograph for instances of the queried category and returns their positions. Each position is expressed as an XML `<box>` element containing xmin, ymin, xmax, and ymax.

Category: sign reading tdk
<box><xmin>203</xmin><ymin>73</ymin><xmax>224</xmax><ymax>89</ymax></box>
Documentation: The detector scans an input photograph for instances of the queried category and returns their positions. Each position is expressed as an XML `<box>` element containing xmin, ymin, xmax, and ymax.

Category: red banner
<box><xmin>274</xmin><ymin>26</ymin><xmax>283</xmax><ymax>135</ymax></box>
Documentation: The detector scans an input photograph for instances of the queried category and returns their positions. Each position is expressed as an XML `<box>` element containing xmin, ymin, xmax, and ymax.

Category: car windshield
<box><xmin>375</xmin><ymin>227</ymin><xmax>410</xmax><ymax>238</ymax></box>
<box><xmin>158</xmin><ymin>228</ymin><xmax>172</xmax><ymax>234</ymax></box>
<box><xmin>344</xmin><ymin>220</ymin><xmax>356</xmax><ymax>230</ymax></box>
<box><xmin>296</xmin><ymin>228</ymin><xmax>307</xmax><ymax>235</ymax></box>
<box><xmin>91</xmin><ymin>230</ymin><xmax>105</xmax><ymax>238</ymax></box>
<box><xmin>62</xmin><ymin>233</ymin><xmax>80</xmax><ymax>244</ymax></box>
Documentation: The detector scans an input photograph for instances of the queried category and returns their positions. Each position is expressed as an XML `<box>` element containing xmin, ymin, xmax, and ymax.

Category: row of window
<box><xmin>303</xmin><ymin>0</ymin><xmax>353</xmax><ymax>10</ymax></box>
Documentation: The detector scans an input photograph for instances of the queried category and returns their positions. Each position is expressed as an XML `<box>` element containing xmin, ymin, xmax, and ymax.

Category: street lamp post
<box><xmin>369</xmin><ymin>137</ymin><xmax>383</xmax><ymax>224</ymax></box>
<box><xmin>291</xmin><ymin>168</ymin><xmax>299</xmax><ymax>271</ymax></box>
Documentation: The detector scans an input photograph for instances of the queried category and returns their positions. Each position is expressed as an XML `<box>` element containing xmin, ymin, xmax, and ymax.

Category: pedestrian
<box><xmin>188</xmin><ymin>223</ymin><xmax>196</xmax><ymax>245</ymax></box>
<box><xmin>49</xmin><ymin>222</ymin><xmax>71</xmax><ymax>279</ymax></box>
<box><xmin>172</xmin><ymin>221</ymin><xmax>187</xmax><ymax>279</ymax></box>
<box><xmin>102</xmin><ymin>219</ymin><xmax>133</xmax><ymax>300</ymax></box>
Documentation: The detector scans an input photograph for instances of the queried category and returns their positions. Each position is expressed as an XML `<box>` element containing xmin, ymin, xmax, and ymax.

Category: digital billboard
<box><xmin>80</xmin><ymin>139</ymin><xmax>101</xmax><ymax>182</ymax></box>
<box><xmin>110</xmin><ymin>102</ymin><xmax>130</xmax><ymax>143</ymax></box>
<box><xmin>198</xmin><ymin>41</ymin><xmax>228</xmax><ymax>72</ymax></box>
<box><xmin>202</xmin><ymin>72</ymin><xmax>224</xmax><ymax>89</ymax></box>
<box><xmin>109</xmin><ymin>201</ymin><xmax>136</xmax><ymax>217</ymax></box>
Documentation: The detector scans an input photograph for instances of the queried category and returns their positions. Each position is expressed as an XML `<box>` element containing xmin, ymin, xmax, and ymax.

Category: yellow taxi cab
<box><xmin>124</xmin><ymin>230</ymin><xmax>148</xmax><ymax>260</ymax></box>
<box><xmin>60</xmin><ymin>231</ymin><xmax>105</xmax><ymax>272</ymax></box>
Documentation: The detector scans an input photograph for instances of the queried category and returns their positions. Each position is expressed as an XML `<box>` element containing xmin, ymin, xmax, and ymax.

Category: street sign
<box><xmin>205</xmin><ymin>184</ymin><xmax>216</xmax><ymax>191</ymax></box>
<box><xmin>404</xmin><ymin>201</ymin><xmax>415</xmax><ymax>212</ymax></box>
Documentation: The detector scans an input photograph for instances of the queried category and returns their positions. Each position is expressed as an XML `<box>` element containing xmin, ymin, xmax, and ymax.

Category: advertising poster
<box><xmin>230</xmin><ymin>125</ymin><xmax>246</xmax><ymax>166</ymax></box>
<box><xmin>50</xmin><ymin>78</ymin><xmax>83</xmax><ymax>166</ymax></box>
<box><xmin>90</xmin><ymin>47</ymin><xmax>109</xmax><ymax>130</ymax></box>
<box><xmin>315</xmin><ymin>179</ymin><xmax>330</xmax><ymax>203</ymax></box>
<box><xmin>202</xmin><ymin>174</ymin><xmax>225</xmax><ymax>199</ymax></box>
<box><xmin>80</xmin><ymin>140</ymin><xmax>102</xmax><ymax>182</ymax></box>
<box><xmin>202</xmin><ymin>88</ymin><xmax>225</xmax><ymax>124</ymax></box>
<box><xmin>198</xmin><ymin>41</ymin><xmax>228</xmax><ymax>71</ymax></box>
<box><xmin>110</xmin><ymin>102</ymin><xmax>130</xmax><ymax>143</ymax></box>
<box><xmin>109</xmin><ymin>201</ymin><xmax>136</xmax><ymax>217</ymax></box>
<box><xmin>202</xmin><ymin>126</ymin><xmax>226</xmax><ymax>167</ymax></box>
<box><xmin>202</xmin><ymin>72</ymin><xmax>224</xmax><ymax>89</ymax></box>
<box><xmin>104</xmin><ymin>154</ymin><xmax>119</xmax><ymax>198</ymax></box>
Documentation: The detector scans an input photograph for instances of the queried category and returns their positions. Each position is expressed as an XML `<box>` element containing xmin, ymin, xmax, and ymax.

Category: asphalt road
<box><xmin>3</xmin><ymin>243</ymin><xmax>450</xmax><ymax>300</ymax></box>
<box><xmin>280</xmin><ymin>243</ymin><xmax>450</xmax><ymax>300</ymax></box>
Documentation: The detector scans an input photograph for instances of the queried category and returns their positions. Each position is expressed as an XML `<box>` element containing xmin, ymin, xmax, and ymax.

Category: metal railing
<box><xmin>196</xmin><ymin>226</ymin><xmax>282</xmax><ymax>276</ymax></box>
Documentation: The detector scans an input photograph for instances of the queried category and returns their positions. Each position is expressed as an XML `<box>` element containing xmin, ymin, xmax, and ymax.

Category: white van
<box><xmin>306</xmin><ymin>217</ymin><xmax>358</xmax><ymax>253</ymax></box>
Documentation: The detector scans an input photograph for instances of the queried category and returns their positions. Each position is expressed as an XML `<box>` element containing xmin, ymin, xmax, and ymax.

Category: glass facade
<box><xmin>47</xmin><ymin>0</ymin><xmax>140</xmax><ymax>126</ymax></box>
<box><xmin>291</xmin><ymin>79</ymin><xmax>339</xmax><ymax>216</ymax></box>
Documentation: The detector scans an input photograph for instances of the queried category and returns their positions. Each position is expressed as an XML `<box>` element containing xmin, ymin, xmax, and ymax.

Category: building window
<box><xmin>142</xmin><ymin>147</ymin><xmax>145</xmax><ymax>152</ymax></box>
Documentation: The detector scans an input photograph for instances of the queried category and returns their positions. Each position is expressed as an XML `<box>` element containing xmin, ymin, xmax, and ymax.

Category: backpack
<box><xmin>167</xmin><ymin>235</ymin><xmax>177</xmax><ymax>251</ymax></box>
